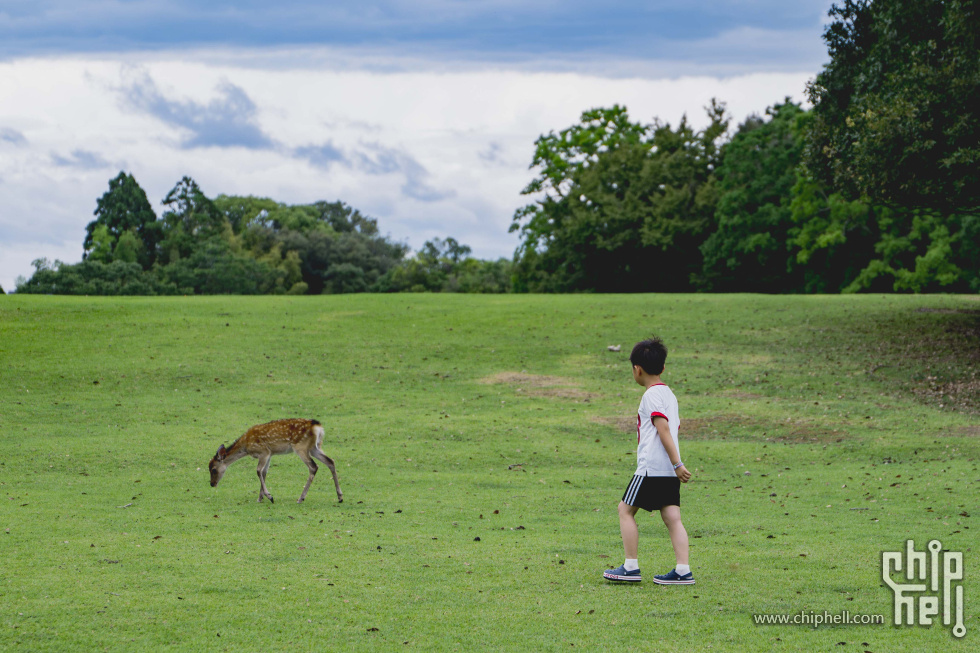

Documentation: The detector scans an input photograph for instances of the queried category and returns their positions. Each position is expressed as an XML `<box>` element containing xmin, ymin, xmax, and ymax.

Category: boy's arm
<box><xmin>653</xmin><ymin>416</ymin><xmax>691</xmax><ymax>483</ymax></box>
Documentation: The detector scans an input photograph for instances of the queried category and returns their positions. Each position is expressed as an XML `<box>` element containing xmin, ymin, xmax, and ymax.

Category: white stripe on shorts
<box><xmin>624</xmin><ymin>474</ymin><xmax>643</xmax><ymax>505</ymax></box>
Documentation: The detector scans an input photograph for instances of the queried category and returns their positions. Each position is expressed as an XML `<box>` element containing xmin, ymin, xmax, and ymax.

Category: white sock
<box><xmin>624</xmin><ymin>559</ymin><xmax>639</xmax><ymax>571</ymax></box>
<box><xmin>675</xmin><ymin>564</ymin><xmax>691</xmax><ymax>575</ymax></box>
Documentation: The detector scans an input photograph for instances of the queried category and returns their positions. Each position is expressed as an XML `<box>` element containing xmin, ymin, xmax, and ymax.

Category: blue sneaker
<box><xmin>603</xmin><ymin>564</ymin><xmax>641</xmax><ymax>582</ymax></box>
<box><xmin>653</xmin><ymin>568</ymin><xmax>695</xmax><ymax>585</ymax></box>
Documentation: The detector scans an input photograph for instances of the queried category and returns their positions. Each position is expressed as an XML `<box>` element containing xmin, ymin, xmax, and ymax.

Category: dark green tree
<box><xmin>701</xmin><ymin>101</ymin><xmax>807</xmax><ymax>291</ymax></box>
<box><xmin>790</xmin><ymin>178</ymin><xmax>979</xmax><ymax>293</ymax></box>
<box><xmin>276</xmin><ymin>226</ymin><xmax>407</xmax><ymax>295</ymax></box>
<box><xmin>83</xmin><ymin>172</ymin><xmax>159</xmax><ymax>268</ymax></box>
<box><xmin>806</xmin><ymin>0</ymin><xmax>980</xmax><ymax>212</ymax></box>
<box><xmin>16</xmin><ymin>259</ymin><xmax>178</xmax><ymax>296</ymax></box>
<box><xmin>158</xmin><ymin>177</ymin><xmax>226</xmax><ymax>264</ymax></box>
<box><xmin>313</xmin><ymin>200</ymin><xmax>381</xmax><ymax>235</ymax></box>
<box><xmin>159</xmin><ymin>238</ymin><xmax>285</xmax><ymax>295</ymax></box>
<box><xmin>381</xmin><ymin>238</ymin><xmax>474</xmax><ymax>292</ymax></box>
<box><xmin>213</xmin><ymin>195</ymin><xmax>283</xmax><ymax>234</ymax></box>
<box><xmin>788</xmin><ymin>177</ymin><xmax>895</xmax><ymax>292</ymax></box>
<box><xmin>511</xmin><ymin>103</ymin><xmax>728</xmax><ymax>292</ymax></box>
<box><xmin>802</xmin><ymin>1</ymin><xmax>980</xmax><ymax>292</ymax></box>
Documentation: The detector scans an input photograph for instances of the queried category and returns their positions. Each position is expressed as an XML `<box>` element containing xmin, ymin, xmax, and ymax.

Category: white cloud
<box><xmin>0</xmin><ymin>52</ymin><xmax>814</xmax><ymax>292</ymax></box>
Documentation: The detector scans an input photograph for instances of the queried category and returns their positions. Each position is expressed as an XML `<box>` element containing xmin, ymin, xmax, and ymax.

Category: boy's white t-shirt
<box><xmin>635</xmin><ymin>383</ymin><xmax>680</xmax><ymax>477</ymax></box>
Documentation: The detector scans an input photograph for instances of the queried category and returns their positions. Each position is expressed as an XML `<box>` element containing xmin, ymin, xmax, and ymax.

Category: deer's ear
<box><xmin>216</xmin><ymin>444</ymin><xmax>227</xmax><ymax>459</ymax></box>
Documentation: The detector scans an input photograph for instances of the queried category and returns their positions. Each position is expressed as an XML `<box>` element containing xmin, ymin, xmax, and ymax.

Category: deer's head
<box><xmin>209</xmin><ymin>444</ymin><xmax>228</xmax><ymax>487</ymax></box>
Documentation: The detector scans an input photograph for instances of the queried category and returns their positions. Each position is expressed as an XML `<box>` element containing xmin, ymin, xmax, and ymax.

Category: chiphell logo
<box><xmin>882</xmin><ymin>539</ymin><xmax>966</xmax><ymax>638</ymax></box>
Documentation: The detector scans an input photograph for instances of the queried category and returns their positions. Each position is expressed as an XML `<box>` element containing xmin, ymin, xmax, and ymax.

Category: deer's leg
<box><xmin>256</xmin><ymin>453</ymin><xmax>274</xmax><ymax>503</ymax></box>
<box><xmin>296</xmin><ymin>450</ymin><xmax>317</xmax><ymax>504</ymax></box>
<box><xmin>311</xmin><ymin>448</ymin><xmax>343</xmax><ymax>503</ymax></box>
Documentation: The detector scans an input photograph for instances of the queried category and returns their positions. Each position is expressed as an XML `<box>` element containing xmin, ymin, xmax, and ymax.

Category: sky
<box><xmin>0</xmin><ymin>1</ymin><xmax>836</xmax><ymax>292</ymax></box>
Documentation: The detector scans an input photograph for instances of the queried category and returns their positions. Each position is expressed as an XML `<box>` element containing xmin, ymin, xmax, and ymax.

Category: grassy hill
<box><xmin>0</xmin><ymin>294</ymin><xmax>976</xmax><ymax>651</ymax></box>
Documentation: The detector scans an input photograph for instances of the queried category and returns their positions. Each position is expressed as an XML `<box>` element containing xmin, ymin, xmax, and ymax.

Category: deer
<box><xmin>208</xmin><ymin>418</ymin><xmax>343</xmax><ymax>504</ymax></box>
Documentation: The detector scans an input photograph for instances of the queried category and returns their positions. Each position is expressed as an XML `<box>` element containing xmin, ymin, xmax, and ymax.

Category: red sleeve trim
<box><xmin>651</xmin><ymin>412</ymin><xmax>668</xmax><ymax>422</ymax></box>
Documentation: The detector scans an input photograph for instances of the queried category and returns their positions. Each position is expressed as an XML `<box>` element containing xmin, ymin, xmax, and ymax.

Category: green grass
<box><xmin>0</xmin><ymin>293</ymin><xmax>977</xmax><ymax>651</ymax></box>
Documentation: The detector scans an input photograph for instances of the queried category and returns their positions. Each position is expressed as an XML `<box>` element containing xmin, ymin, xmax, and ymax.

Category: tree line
<box><xmin>15</xmin><ymin>0</ymin><xmax>979</xmax><ymax>295</ymax></box>
<box><xmin>510</xmin><ymin>0</ymin><xmax>978</xmax><ymax>293</ymax></box>
<box><xmin>17</xmin><ymin>175</ymin><xmax>512</xmax><ymax>295</ymax></box>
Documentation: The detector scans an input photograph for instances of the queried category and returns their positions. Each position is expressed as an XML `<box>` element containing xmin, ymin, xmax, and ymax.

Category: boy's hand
<box><xmin>675</xmin><ymin>465</ymin><xmax>691</xmax><ymax>483</ymax></box>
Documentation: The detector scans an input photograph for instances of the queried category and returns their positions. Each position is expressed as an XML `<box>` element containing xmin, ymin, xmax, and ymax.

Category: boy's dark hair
<box><xmin>631</xmin><ymin>337</ymin><xmax>667</xmax><ymax>375</ymax></box>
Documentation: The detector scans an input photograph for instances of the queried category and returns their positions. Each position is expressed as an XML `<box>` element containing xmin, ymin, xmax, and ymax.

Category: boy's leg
<box><xmin>604</xmin><ymin>499</ymin><xmax>643</xmax><ymax>581</ymax></box>
<box><xmin>659</xmin><ymin>504</ymin><xmax>689</xmax><ymax>565</ymax></box>
<box><xmin>618</xmin><ymin>501</ymin><xmax>640</xmax><ymax>560</ymax></box>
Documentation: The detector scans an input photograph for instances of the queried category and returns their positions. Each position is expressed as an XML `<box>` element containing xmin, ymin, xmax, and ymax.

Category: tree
<box><xmin>275</xmin><ymin>224</ymin><xmax>407</xmax><ymax>295</ymax></box>
<box><xmin>86</xmin><ymin>224</ymin><xmax>116</xmax><ymax>264</ymax></box>
<box><xmin>451</xmin><ymin>258</ymin><xmax>513</xmax><ymax>293</ymax></box>
<box><xmin>113</xmin><ymin>229</ymin><xmax>142</xmax><ymax>264</ymax></box>
<box><xmin>382</xmin><ymin>238</ymin><xmax>476</xmax><ymax>292</ymax></box>
<box><xmin>806</xmin><ymin>0</ymin><xmax>980</xmax><ymax>213</ymax></box>
<box><xmin>511</xmin><ymin>103</ymin><xmax>728</xmax><ymax>292</ymax></box>
<box><xmin>15</xmin><ymin>259</ymin><xmax>178</xmax><ymax>296</ymax></box>
<box><xmin>802</xmin><ymin>0</ymin><xmax>980</xmax><ymax>292</ymax></box>
<box><xmin>701</xmin><ymin>101</ymin><xmax>807</xmax><ymax>292</ymax></box>
<box><xmin>158</xmin><ymin>177</ymin><xmax>226</xmax><ymax>264</ymax></box>
<box><xmin>314</xmin><ymin>200</ymin><xmax>381</xmax><ymax>235</ymax></box>
<box><xmin>84</xmin><ymin>172</ymin><xmax>159</xmax><ymax>268</ymax></box>
<box><xmin>213</xmin><ymin>195</ymin><xmax>283</xmax><ymax>234</ymax></box>
<box><xmin>159</xmin><ymin>238</ymin><xmax>285</xmax><ymax>294</ymax></box>
<box><xmin>788</xmin><ymin>177</ymin><xmax>894</xmax><ymax>292</ymax></box>
<box><xmin>790</xmin><ymin>179</ymin><xmax>979</xmax><ymax>293</ymax></box>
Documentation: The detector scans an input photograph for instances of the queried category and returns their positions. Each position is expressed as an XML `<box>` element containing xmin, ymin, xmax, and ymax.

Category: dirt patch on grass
<box><xmin>774</xmin><ymin>421</ymin><xmax>846</xmax><ymax>444</ymax></box>
<box><xmin>525</xmin><ymin>387</ymin><xmax>599</xmax><ymax>401</ymax></box>
<box><xmin>861</xmin><ymin>306</ymin><xmax>979</xmax><ymax>413</ymax></box>
<box><xmin>949</xmin><ymin>425</ymin><xmax>980</xmax><ymax>437</ymax></box>
<box><xmin>481</xmin><ymin>372</ymin><xmax>601</xmax><ymax>401</ymax></box>
<box><xmin>912</xmin><ymin>378</ymin><xmax>980</xmax><ymax>414</ymax></box>
<box><xmin>480</xmin><ymin>372</ymin><xmax>575</xmax><ymax>387</ymax></box>
<box><xmin>681</xmin><ymin>416</ymin><xmax>759</xmax><ymax>441</ymax></box>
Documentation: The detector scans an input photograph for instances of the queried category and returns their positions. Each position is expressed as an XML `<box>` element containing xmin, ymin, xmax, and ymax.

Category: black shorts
<box><xmin>622</xmin><ymin>475</ymin><xmax>680</xmax><ymax>511</ymax></box>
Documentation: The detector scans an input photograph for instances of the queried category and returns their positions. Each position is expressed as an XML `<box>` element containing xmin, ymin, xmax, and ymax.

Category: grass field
<box><xmin>0</xmin><ymin>293</ymin><xmax>977</xmax><ymax>651</ymax></box>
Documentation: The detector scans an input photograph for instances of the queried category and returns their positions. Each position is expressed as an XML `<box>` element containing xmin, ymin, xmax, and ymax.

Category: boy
<box><xmin>603</xmin><ymin>337</ymin><xmax>694</xmax><ymax>585</ymax></box>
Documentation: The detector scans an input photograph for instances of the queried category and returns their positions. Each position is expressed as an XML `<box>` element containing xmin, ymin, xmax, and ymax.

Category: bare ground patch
<box><xmin>947</xmin><ymin>425</ymin><xmax>980</xmax><ymax>437</ymax></box>
<box><xmin>480</xmin><ymin>372</ymin><xmax>601</xmax><ymax>401</ymax></box>
<box><xmin>863</xmin><ymin>306</ymin><xmax>979</xmax><ymax>413</ymax></box>
<box><xmin>523</xmin><ymin>387</ymin><xmax>599</xmax><ymax>401</ymax></box>
<box><xmin>912</xmin><ymin>378</ymin><xmax>980</xmax><ymax>414</ymax></box>
<box><xmin>480</xmin><ymin>372</ymin><xmax>576</xmax><ymax>388</ymax></box>
<box><xmin>681</xmin><ymin>416</ymin><xmax>760</xmax><ymax>441</ymax></box>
